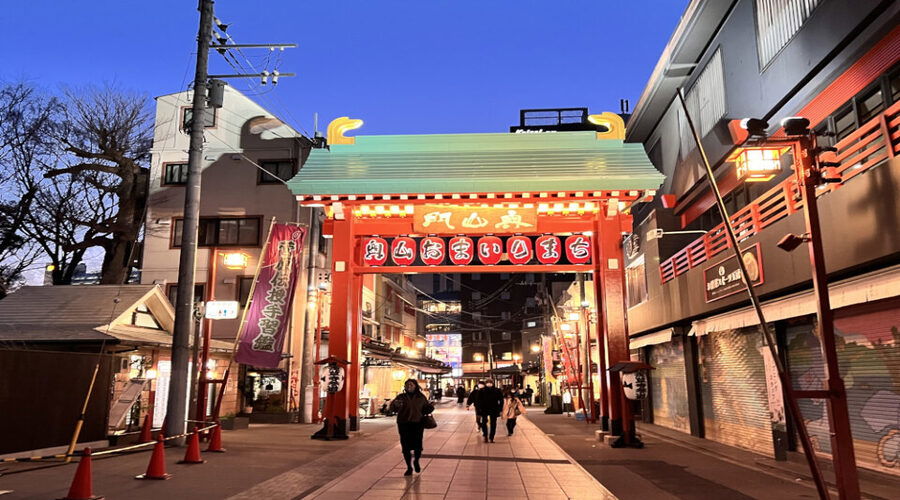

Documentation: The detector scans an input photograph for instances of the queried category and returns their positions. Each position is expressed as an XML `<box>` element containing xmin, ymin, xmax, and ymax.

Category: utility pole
<box><xmin>166</xmin><ymin>0</ymin><xmax>215</xmax><ymax>445</ymax></box>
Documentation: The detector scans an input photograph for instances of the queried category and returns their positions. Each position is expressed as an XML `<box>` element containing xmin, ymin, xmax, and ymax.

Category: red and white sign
<box><xmin>477</xmin><ymin>236</ymin><xmax>503</xmax><ymax>265</ymax></box>
<box><xmin>565</xmin><ymin>235</ymin><xmax>592</xmax><ymax>264</ymax></box>
<box><xmin>535</xmin><ymin>235</ymin><xmax>562</xmax><ymax>264</ymax></box>
<box><xmin>506</xmin><ymin>236</ymin><xmax>533</xmax><ymax>265</ymax></box>
<box><xmin>390</xmin><ymin>237</ymin><xmax>416</xmax><ymax>266</ymax></box>
<box><xmin>420</xmin><ymin>237</ymin><xmax>446</xmax><ymax>265</ymax></box>
<box><xmin>448</xmin><ymin>236</ymin><xmax>475</xmax><ymax>265</ymax></box>
<box><xmin>362</xmin><ymin>237</ymin><xmax>388</xmax><ymax>266</ymax></box>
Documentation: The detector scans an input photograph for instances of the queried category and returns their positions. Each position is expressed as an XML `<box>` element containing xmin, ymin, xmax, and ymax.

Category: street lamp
<box><xmin>415</xmin><ymin>340</ymin><xmax>426</xmax><ymax>350</ymax></box>
<box><xmin>728</xmin><ymin>145</ymin><xmax>789</xmax><ymax>183</ymax></box>
<box><xmin>530</xmin><ymin>344</ymin><xmax>540</xmax><ymax>353</ymax></box>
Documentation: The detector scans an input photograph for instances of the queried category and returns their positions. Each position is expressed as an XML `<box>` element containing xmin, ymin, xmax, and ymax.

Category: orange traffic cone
<box><xmin>138</xmin><ymin>412</ymin><xmax>153</xmax><ymax>443</ymax></box>
<box><xmin>135</xmin><ymin>435</ymin><xmax>171</xmax><ymax>480</ymax></box>
<box><xmin>206</xmin><ymin>423</ymin><xmax>226</xmax><ymax>453</ymax></box>
<box><xmin>178</xmin><ymin>428</ymin><xmax>206</xmax><ymax>464</ymax></box>
<box><xmin>59</xmin><ymin>448</ymin><xmax>102</xmax><ymax>500</ymax></box>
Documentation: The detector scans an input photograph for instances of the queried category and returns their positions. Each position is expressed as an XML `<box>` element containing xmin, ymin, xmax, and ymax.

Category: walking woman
<box><xmin>389</xmin><ymin>379</ymin><xmax>435</xmax><ymax>475</ymax></box>
<box><xmin>502</xmin><ymin>389</ymin><xmax>526</xmax><ymax>436</ymax></box>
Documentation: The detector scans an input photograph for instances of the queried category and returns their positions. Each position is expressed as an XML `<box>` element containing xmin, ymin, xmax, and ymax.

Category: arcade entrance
<box><xmin>288</xmin><ymin>114</ymin><xmax>663</xmax><ymax>445</ymax></box>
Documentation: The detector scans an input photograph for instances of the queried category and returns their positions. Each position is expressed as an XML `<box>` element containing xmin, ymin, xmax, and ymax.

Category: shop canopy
<box><xmin>289</xmin><ymin>130</ymin><xmax>664</xmax><ymax>198</ymax></box>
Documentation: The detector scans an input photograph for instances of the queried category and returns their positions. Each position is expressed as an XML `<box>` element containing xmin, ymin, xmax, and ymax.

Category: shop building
<box><xmin>625</xmin><ymin>0</ymin><xmax>900</xmax><ymax>476</ymax></box>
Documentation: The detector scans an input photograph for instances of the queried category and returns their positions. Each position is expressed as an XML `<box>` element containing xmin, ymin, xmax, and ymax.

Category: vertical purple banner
<box><xmin>235</xmin><ymin>223</ymin><xmax>307</xmax><ymax>368</ymax></box>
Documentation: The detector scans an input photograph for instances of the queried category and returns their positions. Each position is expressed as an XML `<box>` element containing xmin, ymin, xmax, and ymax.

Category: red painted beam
<box><xmin>354</xmin><ymin>264</ymin><xmax>594</xmax><ymax>274</ymax></box>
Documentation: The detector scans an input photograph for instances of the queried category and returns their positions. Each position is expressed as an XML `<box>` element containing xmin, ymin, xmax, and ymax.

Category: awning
<box><xmin>689</xmin><ymin>265</ymin><xmax>900</xmax><ymax>336</ymax></box>
<box><xmin>629</xmin><ymin>328</ymin><xmax>674</xmax><ymax>349</ymax></box>
<box><xmin>289</xmin><ymin>131</ymin><xmax>664</xmax><ymax>196</ymax></box>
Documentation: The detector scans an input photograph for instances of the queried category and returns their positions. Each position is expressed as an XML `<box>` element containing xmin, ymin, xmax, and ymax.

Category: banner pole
<box><xmin>212</xmin><ymin>216</ymin><xmax>278</xmax><ymax>420</ymax></box>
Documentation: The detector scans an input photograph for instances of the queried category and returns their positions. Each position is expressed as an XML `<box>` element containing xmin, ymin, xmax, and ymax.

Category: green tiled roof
<box><xmin>288</xmin><ymin>131</ymin><xmax>663</xmax><ymax>196</ymax></box>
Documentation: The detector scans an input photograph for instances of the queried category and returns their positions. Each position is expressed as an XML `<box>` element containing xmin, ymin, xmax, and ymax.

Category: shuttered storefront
<box><xmin>786</xmin><ymin>298</ymin><xmax>900</xmax><ymax>476</ymax></box>
<box><xmin>648</xmin><ymin>337</ymin><xmax>690</xmax><ymax>433</ymax></box>
<box><xmin>699</xmin><ymin>327</ymin><xmax>774</xmax><ymax>455</ymax></box>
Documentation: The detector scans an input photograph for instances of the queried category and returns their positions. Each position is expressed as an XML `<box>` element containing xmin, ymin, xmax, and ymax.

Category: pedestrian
<box><xmin>467</xmin><ymin>379</ymin><xmax>503</xmax><ymax>442</ymax></box>
<box><xmin>525</xmin><ymin>385</ymin><xmax>534</xmax><ymax>406</ymax></box>
<box><xmin>502</xmin><ymin>389</ymin><xmax>526</xmax><ymax>436</ymax></box>
<box><xmin>389</xmin><ymin>379</ymin><xmax>435</xmax><ymax>476</ymax></box>
<box><xmin>456</xmin><ymin>384</ymin><xmax>466</xmax><ymax>405</ymax></box>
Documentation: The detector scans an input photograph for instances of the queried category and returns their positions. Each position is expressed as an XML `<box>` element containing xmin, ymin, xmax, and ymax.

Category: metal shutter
<box><xmin>786</xmin><ymin>298</ymin><xmax>900</xmax><ymax>476</ymax></box>
<box><xmin>648</xmin><ymin>338</ymin><xmax>690</xmax><ymax>433</ymax></box>
<box><xmin>700</xmin><ymin>328</ymin><xmax>775</xmax><ymax>455</ymax></box>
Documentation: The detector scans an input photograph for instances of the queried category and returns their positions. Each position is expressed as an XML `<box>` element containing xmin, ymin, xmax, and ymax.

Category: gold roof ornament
<box><xmin>327</xmin><ymin>116</ymin><xmax>364</xmax><ymax>145</ymax></box>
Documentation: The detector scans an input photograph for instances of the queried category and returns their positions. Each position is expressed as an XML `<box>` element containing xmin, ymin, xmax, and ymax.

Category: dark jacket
<box><xmin>469</xmin><ymin>386</ymin><xmax>504</xmax><ymax>415</ymax></box>
<box><xmin>390</xmin><ymin>391</ymin><xmax>434</xmax><ymax>423</ymax></box>
<box><xmin>456</xmin><ymin>386</ymin><xmax>466</xmax><ymax>398</ymax></box>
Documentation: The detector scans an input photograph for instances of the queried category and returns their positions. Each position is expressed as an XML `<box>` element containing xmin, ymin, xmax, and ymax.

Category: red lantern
<box><xmin>420</xmin><ymin>237</ymin><xmax>446</xmax><ymax>266</ymax></box>
<box><xmin>565</xmin><ymin>234</ymin><xmax>592</xmax><ymax>264</ymax></box>
<box><xmin>506</xmin><ymin>236</ymin><xmax>533</xmax><ymax>265</ymax></box>
<box><xmin>448</xmin><ymin>236</ymin><xmax>474</xmax><ymax>265</ymax></box>
<box><xmin>361</xmin><ymin>237</ymin><xmax>388</xmax><ymax>266</ymax></box>
<box><xmin>535</xmin><ymin>235</ymin><xmax>562</xmax><ymax>264</ymax></box>
<box><xmin>390</xmin><ymin>237</ymin><xmax>416</xmax><ymax>266</ymax></box>
<box><xmin>477</xmin><ymin>236</ymin><xmax>503</xmax><ymax>265</ymax></box>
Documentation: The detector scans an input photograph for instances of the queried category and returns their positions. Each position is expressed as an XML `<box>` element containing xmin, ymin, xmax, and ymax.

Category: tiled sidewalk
<box><xmin>306</xmin><ymin>405</ymin><xmax>615</xmax><ymax>500</ymax></box>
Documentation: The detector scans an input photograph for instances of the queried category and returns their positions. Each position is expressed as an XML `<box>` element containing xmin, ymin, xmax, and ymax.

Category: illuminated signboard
<box><xmin>413</xmin><ymin>205</ymin><xmax>537</xmax><ymax>235</ymax></box>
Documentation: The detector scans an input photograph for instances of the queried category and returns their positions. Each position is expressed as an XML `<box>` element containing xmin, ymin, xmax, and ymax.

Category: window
<box><xmin>163</xmin><ymin>162</ymin><xmax>189</xmax><ymax>185</ymax></box>
<box><xmin>812</xmin><ymin>65</ymin><xmax>900</xmax><ymax>149</ymax></box>
<box><xmin>473</xmin><ymin>332</ymin><xmax>483</xmax><ymax>341</ymax></box>
<box><xmin>501</xmin><ymin>332</ymin><xmax>511</xmax><ymax>341</ymax></box>
<box><xmin>258</xmin><ymin>160</ymin><xmax>296</xmax><ymax>184</ymax></box>
<box><xmin>625</xmin><ymin>256</ymin><xmax>648</xmax><ymax>309</ymax></box>
<box><xmin>181</xmin><ymin>107</ymin><xmax>216</xmax><ymax>132</ymax></box>
<box><xmin>166</xmin><ymin>283</ymin><xmax>206</xmax><ymax>306</ymax></box>
<box><xmin>679</xmin><ymin>49</ymin><xmax>726</xmax><ymax>159</ymax></box>
<box><xmin>855</xmin><ymin>85</ymin><xmax>884</xmax><ymax>124</ymax></box>
<box><xmin>756</xmin><ymin>0</ymin><xmax>822</xmax><ymax>67</ymax></box>
<box><xmin>172</xmin><ymin>217</ymin><xmax>261</xmax><ymax>247</ymax></box>
<box><xmin>237</xmin><ymin>276</ymin><xmax>254</xmax><ymax>307</ymax></box>
<box><xmin>501</xmin><ymin>311</ymin><xmax>511</xmax><ymax>320</ymax></box>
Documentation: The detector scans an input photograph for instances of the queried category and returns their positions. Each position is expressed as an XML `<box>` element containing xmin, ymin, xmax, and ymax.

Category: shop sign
<box><xmin>565</xmin><ymin>235</ymin><xmax>592</xmax><ymax>264</ymax></box>
<box><xmin>390</xmin><ymin>237</ymin><xmax>416</xmax><ymax>266</ymax></box>
<box><xmin>506</xmin><ymin>236</ymin><xmax>533</xmax><ymax>265</ymax></box>
<box><xmin>535</xmin><ymin>235</ymin><xmax>562</xmax><ymax>264</ymax></box>
<box><xmin>448</xmin><ymin>236</ymin><xmax>474</xmax><ymax>265</ymax></box>
<box><xmin>704</xmin><ymin>243</ymin><xmax>764</xmax><ymax>302</ymax></box>
<box><xmin>205</xmin><ymin>300</ymin><xmax>239</xmax><ymax>320</ymax></box>
<box><xmin>477</xmin><ymin>236</ymin><xmax>503</xmax><ymax>265</ymax></box>
<box><xmin>413</xmin><ymin>204</ymin><xmax>537</xmax><ymax>235</ymax></box>
<box><xmin>361</xmin><ymin>237</ymin><xmax>388</xmax><ymax>266</ymax></box>
<box><xmin>420</xmin><ymin>237</ymin><xmax>446</xmax><ymax>265</ymax></box>
<box><xmin>318</xmin><ymin>363</ymin><xmax>345</xmax><ymax>393</ymax></box>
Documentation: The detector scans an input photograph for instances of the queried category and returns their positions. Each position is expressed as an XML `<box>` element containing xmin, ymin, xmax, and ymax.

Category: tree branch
<box><xmin>44</xmin><ymin>162</ymin><xmax>119</xmax><ymax>178</ymax></box>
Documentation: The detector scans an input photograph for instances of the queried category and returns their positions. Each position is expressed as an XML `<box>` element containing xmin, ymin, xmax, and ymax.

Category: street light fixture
<box><xmin>472</xmin><ymin>353</ymin><xmax>484</xmax><ymax>362</ymax></box>
<box><xmin>729</xmin><ymin>145</ymin><xmax>789</xmax><ymax>182</ymax></box>
<box><xmin>530</xmin><ymin>344</ymin><xmax>541</xmax><ymax>353</ymax></box>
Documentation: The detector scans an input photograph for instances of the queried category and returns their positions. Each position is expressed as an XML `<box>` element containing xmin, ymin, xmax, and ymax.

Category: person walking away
<box><xmin>467</xmin><ymin>380</ymin><xmax>484</xmax><ymax>430</ymax></box>
<box><xmin>524</xmin><ymin>385</ymin><xmax>534</xmax><ymax>406</ymax></box>
<box><xmin>389</xmin><ymin>379</ymin><xmax>434</xmax><ymax>476</ymax></box>
<box><xmin>456</xmin><ymin>385</ymin><xmax>466</xmax><ymax>405</ymax></box>
<box><xmin>502</xmin><ymin>390</ymin><xmax>526</xmax><ymax>436</ymax></box>
<box><xmin>468</xmin><ymin>379</ymin><xmax>503</xmax><ymax>442</ymax></box>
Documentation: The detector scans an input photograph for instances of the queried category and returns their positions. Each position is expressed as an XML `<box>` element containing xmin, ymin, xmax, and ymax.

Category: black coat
<box><xmin>390</xmin><ymin>391</ymin><xmax>434</xmax><ymax>423</ymax></box>
<box><xmin>469</xmin><ymin>386</ymin><xmax>504</xmax><ymax>415</ymax></box>
<box><xmin>456</xmin><ymin>387</ymin><xmax>466</xmax><ymax>398</ymax></box>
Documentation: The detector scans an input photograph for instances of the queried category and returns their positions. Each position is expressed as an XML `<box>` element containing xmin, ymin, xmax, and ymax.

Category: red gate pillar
<box><xmin>590</xmin><ymin>219</ymin><xmax>610</xmax><ymax>432</ymax></box>
<box><xmin>311</xmin><ymin>214</ymin><xmax>355</xmax><ymax>440</ymax></box>
<box><xmin>595</xmin><ymin>206</ymin><xmax>638</xmax><ymax>446</ymax></box>
<box><xmin>348</xmin><ymin>273</ymin><xmax>363</xmax><ymax>431</ymax></box>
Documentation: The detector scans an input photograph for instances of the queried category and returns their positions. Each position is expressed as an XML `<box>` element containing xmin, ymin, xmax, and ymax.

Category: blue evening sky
<box><xmin>1</xmin><ymin>1</ymin><xmax>687</xmax><ymax>136</ymax></box>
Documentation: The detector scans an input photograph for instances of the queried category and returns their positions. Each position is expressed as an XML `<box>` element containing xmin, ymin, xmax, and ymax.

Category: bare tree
<box><xmin>46</xmin><ymin>86</ymin><xmax>153</xmax><ymax>284</ymax></box>
<box><xmin>0</xmin><ymin>83</ymin><xmax>61</xmax><ymax>296</ymax></box>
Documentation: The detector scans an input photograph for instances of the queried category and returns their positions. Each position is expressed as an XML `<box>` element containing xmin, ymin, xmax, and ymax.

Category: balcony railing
<box><xmin>659</xmin><ymin>100</ymin><xmax>900</xmax><ymax>284</ymax></box>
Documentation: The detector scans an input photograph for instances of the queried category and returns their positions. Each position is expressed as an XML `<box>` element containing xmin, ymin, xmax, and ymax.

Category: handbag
<box><xmin>422</xmin><ymin>414</ymin><xmax>437</xmax><ymax>429</ymax></box>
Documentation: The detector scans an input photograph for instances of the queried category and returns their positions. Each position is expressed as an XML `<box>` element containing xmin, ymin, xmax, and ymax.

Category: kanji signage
<box><xmin>704</xmin><ymin>243</ymin><xmax>763</xmax><ymax>302</ymax></box>
<box><xmin>535</xmin><ymin>235</ymin><xmax>562</xmax><ymax>264</ymax></box>
<box><xmin>413</xmin><ymin>204</ymin><xmax>538</xmax><ymax>235</ymax></box>
<box><xmin>506</xmin><ymin>236</ymin><xmax>533</xmax><ymax>265</ymax></box>
<box><xmin>420</xmin><ymin>237</ymin><xmax>446</xmax><ymax>265</ymax></box>
<box><xmin>448</xmin><ymin>236</ymin><xmax>475</xmax><ymax>265</ymax></box>
<box><xmin>565</xmin><ymin>235</ymin><xmax>592</xmax><ymax>264</ymax></box>
<box><xmin>390</xmin><ymin>237</ymin><xmax>416</xmax><ymax>265</ymax></box>
<box><xmin>477</xmin><ymin>236</ymin><xmax>503</xmax><ymax>265</ymax></box>
<box><xmin>362</xmin><ymin>237</ymin><xmax>388</xmax><ymax>266</ymax></box>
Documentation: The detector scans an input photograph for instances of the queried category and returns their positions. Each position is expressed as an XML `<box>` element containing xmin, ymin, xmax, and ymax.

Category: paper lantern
<box><xmin>420</xmin><ymin>237</ymin><xmax>446</xmax><ymax>266</ymax></box>
<box><xmin>565</xmin><ymin>235</ymin><xmax>592</xmax><ymax>264</ymax></box>
<box><xmin>361</xmin><ymin>237</ymin><xmax>388</xmax><ymax>266</ymax></box>
<box><xmin>535</xmin><ymin>235</ymin><xmax>562</xmax><ymax>264</ymax></box>
<box><xmin>390</xmin><ymin>237</ymin><xmax>416</xmax><ymax>266</ymax></box>
<box><xmin>477</xmin><ymin>236</ymin><xmax>503</xmax><ymax>265</ymax></box>
<box><xmin>448</xmin><ymin>236</ymin><xmax>474</xmax><ymax>265</ymax></box>
<box><xmin>506</xmin><ymin>236</ymin><xmax>533</xmax><ymax>265</ymax></box>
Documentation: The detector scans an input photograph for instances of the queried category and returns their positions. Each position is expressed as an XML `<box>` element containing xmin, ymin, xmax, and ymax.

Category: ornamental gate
<box><xmin>289</xmin><ymin>114</ymin><xmax>664</xmax><ymax>440</ymax></box>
